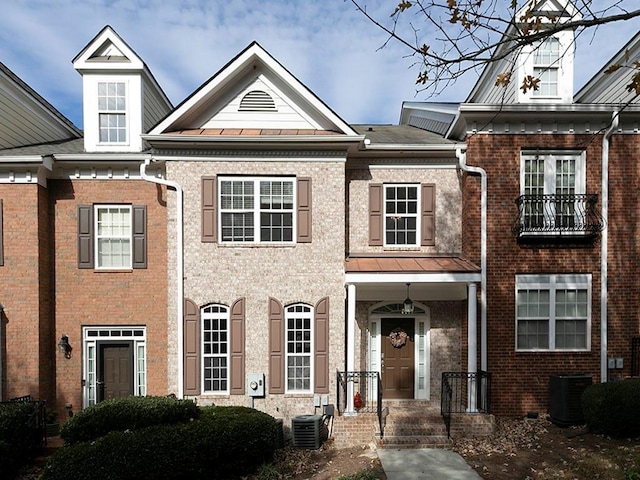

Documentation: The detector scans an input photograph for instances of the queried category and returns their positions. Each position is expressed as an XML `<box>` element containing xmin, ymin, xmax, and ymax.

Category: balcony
<box><xmin>514</xmin><ymin>194</ymin><xmax>604</xmax><ymax>242</ymax></box>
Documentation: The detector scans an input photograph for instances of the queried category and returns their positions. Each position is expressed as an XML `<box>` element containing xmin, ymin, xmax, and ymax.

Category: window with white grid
<box><xmin>95</xmin><ymin>205</ymin><xmax>132</xmax><ymax>269</ymax></box>
<box><xmin>516</xmin><ymin>274</ymin><xmax>590</xmax><ymax>351</ymax></box>
<box><xmin>219</xmin><ymin>177</ymin><xmax>294</xmax><ymax>243</ymax></box>
<box><xmin>98</xmin><ymin>82</ymin><xmax>127</xmax><ymax>143</ymax></box>
<box><xmin>533</xmin><ymin>38</ymin><xmax>560</xmax><ymax>96</ymax></box>
<box><xmin>384</xmin><ymin>184</ymin><xmax>419</xmax><ymax>246</ymax></box>
<box><xmin>285</xmin><ymin>304</ymin><xmax>313</xmax><ymax>393</ymax></box>
<box><xmin>202</xmin><ymin>304</ymin><xmax>229</xmax><ymax>393</ymax></box>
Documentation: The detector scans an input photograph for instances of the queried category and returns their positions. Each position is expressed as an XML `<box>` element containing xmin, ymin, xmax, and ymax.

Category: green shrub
<box><xmin>44</xmin><ymin>406</ymin><xmax>279</xmax><ymax>480</ymax></box>
<box><xmin>582</xmin><ymin>379</ymin><xmax>640</xmax><ymax>437</ymax></box>
<box><xmin>0</xmin><ymin>402</ymin><xmax>41</xmax><ymax>477</ymax></box>
<box><xmin>60</xmin><ymin>395</ymin><xmax>198</xmax><ymax>445</ymax></box>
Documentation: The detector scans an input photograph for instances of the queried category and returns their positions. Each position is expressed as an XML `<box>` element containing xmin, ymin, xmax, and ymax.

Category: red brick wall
<box><xmin>50</xmin><ymin>178</ymin><xmax>168</xmax><ymax>417</ymax></box>
<box><xmin>462</xmin><ymin>134</ymin><xmax>613</xmax><ymax>416</ymax></box>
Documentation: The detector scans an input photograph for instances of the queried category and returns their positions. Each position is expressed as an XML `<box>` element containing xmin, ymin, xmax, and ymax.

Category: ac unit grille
<box><xmin>292</xmin><ymin>415</ymin><xmax>322</xmax><ymax>449</ymax></box>
<box><xmin>549</xmin><ymin>374</ymin><xmax>592</xmax><ymax>426</ymax></box>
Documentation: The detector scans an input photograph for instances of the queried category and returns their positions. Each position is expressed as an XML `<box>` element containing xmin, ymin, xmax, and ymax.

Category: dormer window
<box><xmin>98</xmin><ymin>81</ymin><xmax>127</xmax><ymax>143</ymax></box>
<box><xmin>533</xmin><ymin>38</ymin><xmax>560</xmax><ymax>97</ymax></box>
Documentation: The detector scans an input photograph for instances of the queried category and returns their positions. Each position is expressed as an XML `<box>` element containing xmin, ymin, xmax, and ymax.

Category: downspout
<box><xmin>457</xmin><ymin>148</ymin><xmax>488</xmax><ymax>371</ymax></box>
<box><xmin>601</xmin><ymin>111</ymin><xmax>619</xmax><ymax>383</ymax></box>
<box><xmin>140</xmin><ymin>158</ymin><xmax>185</xmax><ymax>398</ymax></box>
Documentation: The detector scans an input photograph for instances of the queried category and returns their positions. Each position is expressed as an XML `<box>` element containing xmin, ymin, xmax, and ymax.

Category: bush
<box><xmin>0</xmin><ymin>402</ymin><xmax>41</xmax><ymax>477</ymax></box>
<box><xmin>60</xmin><ymin>395</ymin><xmax>198</xmax><ymax>445</ymax></box>
<box><xmin>582</xmin><ymin>379</ymin><xmax>640</xmax><ymax>437</ymax></box>
<box><xmin>44</xmin><ymin>406</ymin><xmax>279</xmax><ymax>480</ymax></box>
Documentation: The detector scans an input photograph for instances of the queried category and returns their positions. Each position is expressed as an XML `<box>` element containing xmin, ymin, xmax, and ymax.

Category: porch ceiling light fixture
<box><xmin>402</xmin><ymin>283</ymin><xmax>414</xmax><ymax>315</ymax></box>
<box><xmin>58</xmin><ymin>335</ymin><xmax>73</xmax><ymax>359</ymax></box>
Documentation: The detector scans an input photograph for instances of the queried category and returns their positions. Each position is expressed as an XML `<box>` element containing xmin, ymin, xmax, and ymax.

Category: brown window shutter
<box><xmin>78</xmin><ymin>205</ymin><xmax>94</xmax><ymax>269</ymax></box>
<box><xmin>132</xmin><ymin>205</ymin><xmax>147</xmax><ymax>269</ymax></box>
<box><xmin>202</xmin><ymin>176</ymin><xmax>217</xmax><ymax>243</ymax></box>
<box><xmin>314</xmin><ymin>297</ymin><xmax>330</xmax><ymax>393</ymax></box>
<box><xmin>229</xmin><ymin>297</ymin><xmax>246</xmax><ymax>395</ymax></box>
<box><xmin>369</xmin><ymin>184</ymin><xmax>383</xmax><ymax>246</ymax></box>
<box><xmin>421</xmin><ymin>184</ymin><xmax>436</xmax><ymax>246</ymax></box>
<box><xmin>0</xmin><ymin>199</ymin><xmax>3</xmax><ymax>267</ymax></box>
<box><xmin>183</xmin><ymin>298</ymin><xmax>201</xmax><ymax>396</ymax></box>
<box><xmin>268</xmin><ymin>297</ymin><xmax>284</xmax><ymax>394</ymax></box>
<box><xmin>297</xmin><ymin>177</ymin><xmax>312</xmax><ymax>243</ymax></box>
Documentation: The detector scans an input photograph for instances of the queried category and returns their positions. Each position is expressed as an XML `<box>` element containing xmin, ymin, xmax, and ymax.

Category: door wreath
<box><xmin>388</xmin><ymin>327</ymin><xmax>408</xmax><ymax>348</ymax></box>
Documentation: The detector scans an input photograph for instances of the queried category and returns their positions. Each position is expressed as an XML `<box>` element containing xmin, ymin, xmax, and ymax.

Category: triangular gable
<box><xmin>575</xmin><ymin>30</ymin><xmax>640</xmax><ymax>104</ymax></box>
<box><xmin>519</xmin><ymin>0</ymin><xmax>578</xmax><ymax>21</ymax></box>
<box><xmin>73</xmin><ymin>25</ymin><xmax>144</xmax><ymax>71</ymax></box>
<box><xmin>149</xmin><ymin>42</ymin><xmax>358</xmax><ymax>136</ymax></box>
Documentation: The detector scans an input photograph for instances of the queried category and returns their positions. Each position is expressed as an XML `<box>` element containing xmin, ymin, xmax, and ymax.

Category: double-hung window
<box><xmin>520</xmin><ymin>151</ymin><xmax>585</xmax><ymax>232</ymax></box>
<box><xmin>98</xmin><ymin>81</ymin><xmax>127</xmax><ymax>143</ymax></box>
<box><xmin>533</xmin><ymin>38</ymin><xmax>560</xmax><ymax>96</ymax></box>
<box><xmin>201</xmin><ymin>304</ymin><xmax>229</xmax><ymax>394</ymax></box>
<box><xmin>95</xmin><ymin>205</ymin><xmax>132</xmax><ymax>269</ymax></box>
<box><xmin>285</xmin><ymin>304</ymin><xmax>313</xmax><ymax>393</ymax></box>
<box><xmin>516</xmin><ymin>274</ymin><xmax>591</xmax><ymax>351</ymax></box>
<box><xmin>384</xmin><ymin>184</ymin><xmax>419</xmax><ymax>246</ymax></box>
<box><xmin>219</xmin><ymin>177</ymin><xmax>294</xmax><ymax>243</ymax></box>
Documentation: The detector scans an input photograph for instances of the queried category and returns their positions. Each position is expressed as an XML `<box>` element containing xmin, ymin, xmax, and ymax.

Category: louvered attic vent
<box><xmin>239</xmin><ymin>90</ymin><xmax>277</xmax><ymax>111</ymax></box>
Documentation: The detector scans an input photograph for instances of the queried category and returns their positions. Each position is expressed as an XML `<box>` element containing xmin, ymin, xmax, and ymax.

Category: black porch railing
<box><xmin>441</xmin><ymin>371</ymin><xmax>491</xmax><ymax>438</ymax></box>
<box><xmin>514</xmin><ymin>194</ymin><xmax>603</xmax><ymax>239</ymax></box>
<box><xmin>337</xmin><ymin>371</ymin><xmax>384</xmax><ymax>438</ymax></box>
<box><xmin>0</xmin><ymin>395</ymin><xmax>47</xmax><ymax>449</ymax></box>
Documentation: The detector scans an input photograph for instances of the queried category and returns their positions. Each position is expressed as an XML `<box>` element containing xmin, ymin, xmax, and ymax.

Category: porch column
<box><xmin>346</xmin><ymin>283</ymin><xmax>356</xmax><ymax>414</ymax></box>
<box><xmin>467</xmin><ymin>282</ymin><xmax>478</xmax><ymax>413</ymax></box>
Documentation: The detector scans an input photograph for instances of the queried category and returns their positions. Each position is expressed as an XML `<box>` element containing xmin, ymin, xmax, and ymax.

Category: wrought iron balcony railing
<box><xmin>514</xmin><ymin>194</ymin><xmax>604</xmax><ymax>239</ymax></box>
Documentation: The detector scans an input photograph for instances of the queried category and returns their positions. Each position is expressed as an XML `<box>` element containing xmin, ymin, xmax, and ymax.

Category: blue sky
<box><xmin>0</xmin><ymin>1</ymin><xmax>638</xmax><ymax>129</ymax></box>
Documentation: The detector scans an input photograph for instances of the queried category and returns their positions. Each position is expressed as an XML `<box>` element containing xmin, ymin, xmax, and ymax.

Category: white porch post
<box><xmin>346</xmin><ymin>283</ymin><xmax>356</xmax><ymax>414</ymax></box>
<box><xmin>467</xmin><ymin>282</ymin><xmax>478</xmax><ymax>413</ymax></box>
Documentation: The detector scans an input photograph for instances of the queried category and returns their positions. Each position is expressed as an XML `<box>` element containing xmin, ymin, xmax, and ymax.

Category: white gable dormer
<box><xmin>515</xmin><ymin>0</ymin><xmax>580</xmax><ymax>103</ymax></box>
<box><xmin>73</xmin><ymin>26</ymin><xmax>172</xmax><ymax>153</ymax></box>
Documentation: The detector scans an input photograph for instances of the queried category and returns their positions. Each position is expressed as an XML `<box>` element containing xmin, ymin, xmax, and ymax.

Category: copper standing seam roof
<box><xmin>164</xmin><ymin>128</ymin><xmax>342</xmax><ymax>136</ymax></box>
<box><xmin>345</xmin><ymin>255</ymin><xmax>480</xmax><ymax>274</ymax></box>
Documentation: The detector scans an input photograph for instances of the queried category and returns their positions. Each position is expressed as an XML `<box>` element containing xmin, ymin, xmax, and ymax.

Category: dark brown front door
<box><xmin>98</xmin><ymin>343</ymin><xmax>133</xmax><ymax>401</ymax></box>
<box><xmin>381</xmin><ymin>318</ymin><xmax>415</xmax><ymax>399</ymax></box>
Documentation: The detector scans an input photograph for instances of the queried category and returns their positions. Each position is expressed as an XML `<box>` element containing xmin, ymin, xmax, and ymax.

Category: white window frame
<box><xmin>218</xmin><ymin>177</ymin><xmax>296</xmax><ymax>244</ymax></box>
<box><xmin>82</xmin><ymin>326</ymin><xmax>146</xmax><ymax>408</ymax></box>
<box><xmin>533</xmin><ymin>38</ymin><xmax>560</xmax><ymax>97</ymax></box>
<box><xmin>520</xmin><ymin>151</ymin><xmax>586</xmax><ymax>233</ymax></box>
<box><xmin>97</xmin><ymin>81</ymin><xmax>128</xmax><ymax>144</ymax></box>
<box><xmin>515</xmin><ymin>274</ymin><xmax>591</xmax><ymax>352</ymax></box>
<box><xmin>94</xmin><ymin>204</ymin><xmax>133</xmax><ymax>270</ymax></box>
<box><xmin>383</xmin><ymin>183</ymin><xmax>420</xmax><ymax>247</ymax></box>
<box><xmin>285</xmin><ymin>303</ymin><xmax>313</xmax><ymax>394</ymax></box>
<box><xmin>201</xmin><ymin>304</ymin><xmax>230</xmax><ymax>395</ymax></box>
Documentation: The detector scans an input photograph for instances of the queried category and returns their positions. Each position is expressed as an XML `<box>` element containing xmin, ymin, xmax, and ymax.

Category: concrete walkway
<box><xmin>377</xmin><ymin>448</ymin><xmax>483</xmax><ymax>480</ymax></box>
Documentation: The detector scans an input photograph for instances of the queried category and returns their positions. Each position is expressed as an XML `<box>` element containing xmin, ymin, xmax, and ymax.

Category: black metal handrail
<box><xmin>441</xmin><ymin>371</ymin><xmax>491</xmax><ymax>438</ymax></box>
<box><xmin>632</xmin><ymin>337</ymin><xmax>640</xmax><ymax>377</ymax></box>
<box><xmin>337</xmin><ymin>371</ymin><xmax>384</xmax><ymax>438</ymax></box>
<box><xmin>0</xmin><ymin>395</ymin><xmax>47</xmax><ymax>449</ymax></box>
<box><xmin>514</xmin><ymin>194</ymin><xmax>603</xmax><ymax>238</ymax></box>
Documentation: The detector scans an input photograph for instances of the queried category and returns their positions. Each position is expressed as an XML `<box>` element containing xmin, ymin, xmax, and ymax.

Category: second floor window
<box><xmin>533</xmin><ymin>38</ymin><xmax>560</xmax><ymax>96</ymax></box>
<box><xmin>95</xmin><ymin>205</ymin><xmax>132</xmax><ymax>269</ymax></box>
<box><xmin>219</xmin><ymin>177</ymin><xmax>294</xmax><ymax>243</ymax></box>
<box><xmin>385</xmin><ymin>184</ymin><xmax>419</xmax><ymax>246</ymax></box>
<box><xmin>98</xmin><ymin>82</ymin><xmax>127</xmax><ymax>143</ymax></box>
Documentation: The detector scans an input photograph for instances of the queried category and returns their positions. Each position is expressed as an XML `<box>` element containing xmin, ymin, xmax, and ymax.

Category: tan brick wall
<box><xmin>167</xmin><ymin>157</ymin><xmax>346</xmax><ymax>422</ymax></box>
<box><xmin>347</xmin><ymin>165</ymin><xmax>462</xmax><ymax>253</ymax></box>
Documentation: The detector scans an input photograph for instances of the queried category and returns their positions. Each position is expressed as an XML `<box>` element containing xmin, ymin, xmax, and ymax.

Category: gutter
<box><xmin>601</xmin><ymin>111</ymin><xmax>619</xmax><ymax>382</ymax></box>
<box><xmin>140</xmin><ymin>158</ymin><xmax>185</xmax><ymax>398</ymax></box>
<box><xmin>457</xmin><ymin>148</ymin><xmax>488</xmax><ymax>371</ymax></box>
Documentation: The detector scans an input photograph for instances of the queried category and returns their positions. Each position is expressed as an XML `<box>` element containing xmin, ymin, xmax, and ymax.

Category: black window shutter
<box><xmin>78</xmin><ymin>205</ymin><xmax>94</xmax><ymax>269</ymax></box>
<box><xmin>132</xmin><ymin>205</ymin><xmax>147</xmax><ymax>269</ymax></box>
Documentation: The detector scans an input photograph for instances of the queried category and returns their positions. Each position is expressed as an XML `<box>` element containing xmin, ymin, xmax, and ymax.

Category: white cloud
<box><xmin>0</xmin><ymin>0</ymin><xmax>638</xmax><ymax>129</ymax></box>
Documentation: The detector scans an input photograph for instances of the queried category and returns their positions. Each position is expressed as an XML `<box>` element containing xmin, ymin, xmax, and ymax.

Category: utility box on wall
<box><xmin>247</xmin><ymin>373</ymin><xmax>265</xmax><ymax>397</ymax></box>
<box><xmin>549</xmin><ymin>374</ymin><xmax>592</xmax><ymax>427</ymax></box>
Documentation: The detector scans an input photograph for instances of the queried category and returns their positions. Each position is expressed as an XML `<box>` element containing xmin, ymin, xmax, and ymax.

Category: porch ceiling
<box><xmin>345</xmin><ymin>254</ymin><xmax>481</xmax><ymax>302</ymax></box>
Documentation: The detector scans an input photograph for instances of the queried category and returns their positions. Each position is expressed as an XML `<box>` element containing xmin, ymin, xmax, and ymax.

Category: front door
<box><xmin>381</xmin><ymin>318</ymin><xmax>415</xmax><ymax>399</ymax></box>
<box><xmin>98</xmin><ymin>343</ymin><xmax>133</xmax><ymax>401</ymax></box>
